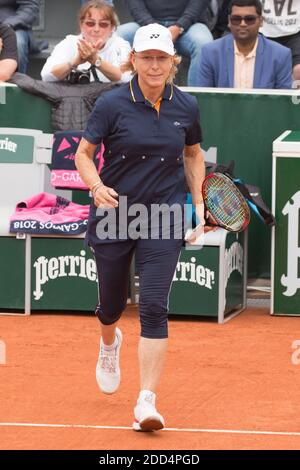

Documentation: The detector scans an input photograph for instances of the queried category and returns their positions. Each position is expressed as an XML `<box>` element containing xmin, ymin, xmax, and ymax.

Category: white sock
<box><xmin>101</xmin><ymin>334</ymin><xmax>118</xmax><ymax>351</ymax></box>
<box><xmin>138</xmin><ymin>389</ymin><xmax>156</xmax><ymax>406</ymax></box>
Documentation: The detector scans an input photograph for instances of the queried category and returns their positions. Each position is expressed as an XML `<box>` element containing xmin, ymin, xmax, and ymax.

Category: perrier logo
<box><xmin>33</xmin><ymin>250</ymin><xmax>97</xmax><ymax>300</ymax></box>
<box><xmin>281</xmin><ymin>190</ymin><xmax>300</xmax><ymax>297</ymax></box>
<box><xmin>173</xmin><ymin>256</ymin><xmax>215</xmax><ymax>289</ymax></box>
<box><xmin>0</xmin><ymin>137</ymin><xmax>17</xmax><ymax>152</ymax></box>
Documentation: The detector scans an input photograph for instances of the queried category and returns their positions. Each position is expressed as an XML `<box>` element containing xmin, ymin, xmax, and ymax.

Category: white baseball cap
<box><xmin>133</xmin><ymin>23</ymin><xmax>175</xmax><ymax>56</ymax></box>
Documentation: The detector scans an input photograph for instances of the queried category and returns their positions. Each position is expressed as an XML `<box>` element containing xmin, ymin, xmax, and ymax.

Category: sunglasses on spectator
<box><xmin>229</xmin><ymin>15</ymin><xmax>260</xmax><ymax>25</ymax></box>
<box><xmin>83</xmin><ymin>20</ymin><xmax>111</xmax><ymax>28</ymax></box>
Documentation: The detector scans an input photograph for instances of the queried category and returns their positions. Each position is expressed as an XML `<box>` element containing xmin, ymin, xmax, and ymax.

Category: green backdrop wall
<box><xmin>1</xmin><ymin>84</ymin><xmax>300</xmax><ymax>277</ymax></box>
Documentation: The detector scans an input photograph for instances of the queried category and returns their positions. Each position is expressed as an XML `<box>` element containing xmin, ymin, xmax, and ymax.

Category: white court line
<box><xmin>1</xmin><ymin>422</ymin><xmax>300</xmax><ymax>437</ymax></box>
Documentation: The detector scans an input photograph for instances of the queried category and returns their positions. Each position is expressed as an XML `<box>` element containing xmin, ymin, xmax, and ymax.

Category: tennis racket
<box><xmin>202</xmin><ymin>172</ymin><xmax>250</xmax><ymax>232</ymax></box>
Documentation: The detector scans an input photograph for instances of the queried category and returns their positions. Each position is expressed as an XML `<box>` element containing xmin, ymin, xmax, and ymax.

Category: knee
<box><xmin>116</xmin><ymin>22</ymin><xmax>139</xmax><ymax>45</ymax></box>
<box><xmin>139</xmin><ymin>300</ymin><xmax>169</xmax><ymax>339</ymax></box>
<box><xmin>95</xmin><ymin>298</ymin><xmax>126</xmax><ymax>325</ymax></box>
<box><xmin>95</xmin><ymin>288</ymin><xmax>128</xmax><ymax>325</ymax></box>
<box><xmin>186</xmin><ymin>24</ymin><xmax>213</xmax><ymax>52</ymax></box>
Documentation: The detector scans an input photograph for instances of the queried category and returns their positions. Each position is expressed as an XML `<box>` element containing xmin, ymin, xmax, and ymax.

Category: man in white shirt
<box><xmin>260</xmin><ymin>0</ymin><xmax>300</xmax><ymax>81</ymax></box>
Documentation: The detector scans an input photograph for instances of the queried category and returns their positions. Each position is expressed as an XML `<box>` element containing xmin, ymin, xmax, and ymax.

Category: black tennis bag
<box><xmin>205</xmin><ymin>160</ymin><xmax>275</xmax><ymax>227</ymax></box>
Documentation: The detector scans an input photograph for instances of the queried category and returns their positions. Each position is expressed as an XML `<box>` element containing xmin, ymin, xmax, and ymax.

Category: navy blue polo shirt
<box><xmin>83</xmin><ymin>75</ymin><xmax>202</xmax><ymax>243</ymax></box>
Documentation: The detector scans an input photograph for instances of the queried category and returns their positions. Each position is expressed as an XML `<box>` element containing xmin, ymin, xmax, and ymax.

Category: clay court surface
<box><xmin>0</xmin><ymin>306</ymin><xmax>300</xmax><ymax>450</ymax></box>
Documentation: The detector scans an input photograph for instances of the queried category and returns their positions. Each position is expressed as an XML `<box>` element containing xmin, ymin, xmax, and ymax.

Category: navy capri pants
<box><xmin>93</xmin><ymin>237</ymin><xmax>183</xmax><ymax>339</ymax></box>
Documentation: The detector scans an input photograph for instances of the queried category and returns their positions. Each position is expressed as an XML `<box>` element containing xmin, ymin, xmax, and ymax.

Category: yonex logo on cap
<box><xmin>133</xmin><ymin>23</ymin><xmax>175</xmax><ymax>56</ymax></box>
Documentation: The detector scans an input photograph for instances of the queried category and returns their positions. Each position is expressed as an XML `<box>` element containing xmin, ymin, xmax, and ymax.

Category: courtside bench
<box><xmin>0</xmin><ymin>128</ymin><xmax>98</xmax><ymax>314</ymax></box>
<box><xmin>0</xmin><ymin>127</ymin><xmax>136</xmax><ymax>315</ymax></box>
<box><xmin>168</xmin><ymin>228</ymin><xmax>248</xmax><ymax>323</ymax></box>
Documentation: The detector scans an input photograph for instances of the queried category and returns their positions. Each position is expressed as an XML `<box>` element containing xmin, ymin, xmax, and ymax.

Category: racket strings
<box><xmin>203</xmin><ymin>175</ymin><xmax>250</xmax><ymax>231</ymax></box>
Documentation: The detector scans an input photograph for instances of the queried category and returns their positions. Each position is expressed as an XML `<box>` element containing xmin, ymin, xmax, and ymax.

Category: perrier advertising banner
<box><xmin>169</xmin><ymin>230</ymin><xmax>246</xmax><ymax>320</ymax></box>
<box><xmin>273</xmin><ymin>150</ymin><xmax>300</xmax><ymax>315</ymax></box>
<box><xmin>31</xmin><ymin>238</ymin><xmax>98</xmax><ymax>311</ymax></box>
<box><xmin>2</xmin><ymin>86</ymin><xmax>300</xmax><ymax>277</ymax></box>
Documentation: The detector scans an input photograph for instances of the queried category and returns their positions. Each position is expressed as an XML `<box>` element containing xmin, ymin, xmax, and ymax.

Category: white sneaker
<box><xmin>96</xmin><ymin>328</ymin><xmax>122</xmax><ymax>394</ymax></box>
<box><xmin>133</xmin><ymin>397</ymin><xmax>165</xmax><ymax>432</ymax></box>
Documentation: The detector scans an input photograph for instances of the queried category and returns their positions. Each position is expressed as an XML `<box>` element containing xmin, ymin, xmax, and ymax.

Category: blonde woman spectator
<box><xmin>41</xmin><ymin>0</ymin><xmax>131</xmax><ymax>83</ymax></box>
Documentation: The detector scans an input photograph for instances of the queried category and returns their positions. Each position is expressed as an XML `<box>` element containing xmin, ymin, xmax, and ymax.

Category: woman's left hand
<box><xmin>78</xmin><ymin>38</ymin><xmax>104</xmax><ymax>64</ymax></box>
<box><xmin>185</xmin><ymin>201</ymin><xmax>217</xmax><ymax>244</ymax></box>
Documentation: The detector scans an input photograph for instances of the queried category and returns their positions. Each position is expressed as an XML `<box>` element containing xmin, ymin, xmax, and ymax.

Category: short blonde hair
<box><xmin>121</xmin><ymin>51</ymin><xmax>182</xmax><ymax>84</ymax></box>
<box><xmin>78</xmin><ymin>0</ymin><xmax>119</xmax><ymax>29</ymax></box>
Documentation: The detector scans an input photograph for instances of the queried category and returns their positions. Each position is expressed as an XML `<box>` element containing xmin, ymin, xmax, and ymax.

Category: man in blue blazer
<box><xmin>196</xmin><ymin>0</ymin><xmax>292</xmax><ymax>89</ymax></box>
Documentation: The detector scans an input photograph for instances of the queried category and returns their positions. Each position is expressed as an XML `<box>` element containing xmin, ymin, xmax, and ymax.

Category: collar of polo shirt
<box><xmin>129</xmin><ymin>75</ymin><xmax>173</xmax><ymax>103</ymax></box>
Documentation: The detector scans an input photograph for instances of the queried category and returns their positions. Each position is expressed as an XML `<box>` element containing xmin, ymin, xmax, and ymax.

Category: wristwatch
<box><xmin>94</xmin><ymin>57</ymin><xmax>102</xmax><ymax>68</ymax></box>
<box><xmin>177</xmin><ymin>26</ymin><xmax>184</xmax><ymax>35</ymax></box>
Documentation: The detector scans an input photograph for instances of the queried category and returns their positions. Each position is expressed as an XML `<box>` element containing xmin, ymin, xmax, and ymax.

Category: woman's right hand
<box><xmin>93</xmin><ymin>184</ymin><xmax>119</xmax><ymax>209</ymax></box>
<box><xmin>77</xmin><ymin>38</ymin><xmax>104</xmax><ymax>65</ymax></box>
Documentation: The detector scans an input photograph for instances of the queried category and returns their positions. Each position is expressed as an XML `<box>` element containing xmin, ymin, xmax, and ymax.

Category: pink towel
<box><xmin>10</xmin><ymin>193</ymin><xmax>90</xmax><ymax>235</ymax></box>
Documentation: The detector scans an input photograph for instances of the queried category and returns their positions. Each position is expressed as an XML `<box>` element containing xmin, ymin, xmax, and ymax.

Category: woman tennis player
<box><xmin>75</xmin><ymin>23</ymin><xmax>206</xmax><ymax>432</ymax></box>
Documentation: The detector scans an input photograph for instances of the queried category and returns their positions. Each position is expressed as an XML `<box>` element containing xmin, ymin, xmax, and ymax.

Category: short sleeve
<box><xmin>111</xmin><ymin>38</ymin><xmax>131</xmax><ymax>67</ymax></box>
<box><xmin>185</xmin><ymin>96</ymin><xmax>203</xmax><ymax>145</ymax></box>
<box><xmin>109</xmin><ymin>37</ymin><xmax>132</xmax><ymax>83</ymax></box>
<box><xmin>41</xmin><ymin>35</ymin><xmax>77</xmax><ymax>81</ymax></box>
<box><xmin>83</xmin><ymin>94</ymin><xmax>112</xmax><ymax>144</ymax></box>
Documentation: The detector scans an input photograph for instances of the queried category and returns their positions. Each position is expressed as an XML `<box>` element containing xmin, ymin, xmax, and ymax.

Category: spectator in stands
<box><xmin>41</xmin><ymin>0</ymin><xmax>131</xmax><ymax>83</ymax></box>
<box><xmin>212</xmin><ymin>0</ymin><xmax>231</xmax><ymax>37</ymax></box>
<box><xmin>260</xmin><ymin>0</ymin><xmax>300</xmax><ymax>82</ymax></box>
<box><xmin>196</xmin><ymin>0</ymin><xmax>292</xmax><ymax>88</ymax></box>
<box><xmin>117</xmin><ymin>0</ymin><xmax>213</xmax><ymax>86</ymax></box>
<box><xmin>0</xmin><ymin>22</ymin><xmax>17</xmax><ymax>80</ymax></box>
<box><xmin>0</xmin><ymin>0</ymin><xmax>39</xmax><ymax>73</ymax></box>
